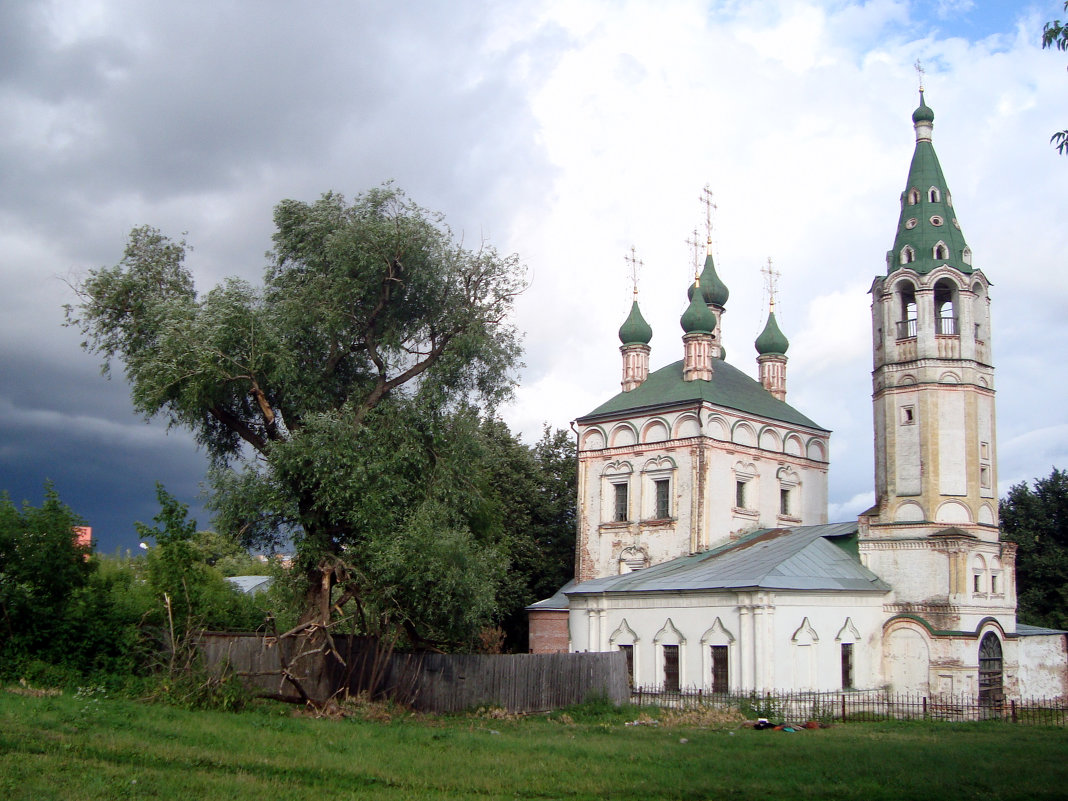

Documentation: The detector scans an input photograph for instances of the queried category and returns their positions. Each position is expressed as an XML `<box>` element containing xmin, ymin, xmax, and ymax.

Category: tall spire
<box><xmin>887</xmin><ymin>90</ymin><xmax>973</xmax><ymax>276</ymax></box>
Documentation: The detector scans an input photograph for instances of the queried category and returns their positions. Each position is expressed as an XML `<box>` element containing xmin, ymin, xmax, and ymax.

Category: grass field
<box><xmin>2</xmin><ymin>686</ymin><xmax>1067</xmax><ymax>800</ymax></box>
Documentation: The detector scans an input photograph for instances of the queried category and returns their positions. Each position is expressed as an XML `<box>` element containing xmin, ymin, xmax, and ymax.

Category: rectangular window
<box><xmin>841</xmin><ymin>643</ymin><xmax>854</xmax><ymax>689</ymax></box>
<box><xmin>973</xmin><ymin>573</ymin><xmax>982</xmax><ymax>593</ymax></box>
<box><xmin>663</xmin><ymin>645</ymin><xmax>679</xmax><ymax>692</ymax></box>
<box><xmin>980</xmin><ymin>465</ymin><xmax>991</xmax><ymax>489</ymax></box>
<box><xmin>710</xmin><ymin>645</ymin><xmax>729</xmax><ymax>694</ymax></box>
<box><xmin>991</xmin><ymin>574</ymin><xmax>999</xmax><ymax>594</ymax></box>
<box><xmin>654</xmin><ymin>479</ymin><xmax>670</xmax><ymax>519</ymax></box>
<box><xmin>613</xmin><ymin>483</ymin><xmax>628</xmax><ymax>522</ymax></box>
<box><xmin>735</xmin><ymin>480</ymin><xmax>747</xmax><ymax>509</ymax></box>
<box><xmin>900</xmin><ymin>406</ymin><xmax>915</xmax><ymax>425</ymax></box>
<box><xmin>619</xmin><ymin>644</ymin><xmax>634</xmax><ymax>687</ymax></box>
<box><xmin>779</xmin><ymin>487</ymin><xmax>791</xmax><ymax>516</ymax></box>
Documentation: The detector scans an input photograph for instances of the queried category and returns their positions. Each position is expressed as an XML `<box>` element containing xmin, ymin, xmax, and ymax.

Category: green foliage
<box><xmin>478</xmin><ymin>420</ymin><xmax>576</xmax><ymax>649</ymax></box>
<box><xmin>1043</xmin><ymin>2</ymin><xmax>1068</xmax><ymax>155</ymax></box>
<box><xmin>0</xmin><ymin>482</ymin><xmax>279</xmax><ymax>687</ymax></box>
<box><xmin>0</xmin><ymin>484</ymin><xmax>92</xmax><ymax>670</ymax></box>
<box><xmin>136</xmin><ymin>483</ymin><xmax>265</xmax><ymax>633</ymax></box>
<box><xmin>1000</xmin><ymin>468</ymin><xmax>1068</xmax><ymax>628</ymax></box>
<box><xmin>68</xmin><ymin>185</ymin><xmax>526</xmax><ymax>646</ymax></box>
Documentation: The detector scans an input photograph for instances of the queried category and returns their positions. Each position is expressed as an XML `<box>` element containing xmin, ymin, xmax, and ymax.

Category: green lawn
<box><xmin>1</xmin><ymin>687</ymin><xmax>1066</xmax><ymax>800</ymax></box>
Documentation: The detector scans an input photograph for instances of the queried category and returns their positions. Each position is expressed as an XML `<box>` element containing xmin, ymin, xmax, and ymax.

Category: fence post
<box><xmin>922</xmin><ymin>695</ymin><xmax>927</xmax><ymax>719</ymax></box>
<box><xmin>1011</xmin><ymin>699</ymin><xmax>1017</xmax><ymax>724</ymax></box>
<box><xmin>840</xmin><ymin>694</ymin><xmax>845</xmax><ymax>722</ymax></box>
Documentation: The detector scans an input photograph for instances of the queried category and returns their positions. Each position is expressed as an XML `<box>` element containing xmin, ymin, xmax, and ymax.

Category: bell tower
<box><xmin>859</xmin><ymin>90</ymin><xmax>1016</xmax><ymax>696</ymax></box>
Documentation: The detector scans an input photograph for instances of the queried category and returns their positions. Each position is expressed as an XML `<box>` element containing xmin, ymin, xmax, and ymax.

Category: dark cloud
<box><xmin>0</xmin><ymin>0</ymin><xmax>558</xmax><ymax>556</ymax></box>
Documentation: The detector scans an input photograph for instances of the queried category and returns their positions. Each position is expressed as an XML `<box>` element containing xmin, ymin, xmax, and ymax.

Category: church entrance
<box><xmin>978</xmin><ymin>633</ymin><xmax>1004</xmax><ymax>716</ymax></box>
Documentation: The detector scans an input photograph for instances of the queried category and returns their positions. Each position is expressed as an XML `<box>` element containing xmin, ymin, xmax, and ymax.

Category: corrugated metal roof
<box><xmin>225</xmin><ymin>575</ymin><xmax>274</xmax><ymax>595</ymax></box>
<box><xmin>566</xmin><ymin>523</ymin><xmax>890</xmax><ymax>596</ymax></box>
<box><xmin>526</xmin><ymin>579</ymin><xmax>576</xmax><ymax>611</ymax></box>
<box><xmin>578</xmin><ymin>358</ymin><xmax>828</xmax><ymax>432</ymax></box>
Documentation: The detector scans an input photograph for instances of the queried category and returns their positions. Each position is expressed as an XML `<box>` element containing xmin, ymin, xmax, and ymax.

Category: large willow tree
<box><xmin>67</xmin><ymin>186</ymin><xmax>525</xmax><ymax>647</ymax></box>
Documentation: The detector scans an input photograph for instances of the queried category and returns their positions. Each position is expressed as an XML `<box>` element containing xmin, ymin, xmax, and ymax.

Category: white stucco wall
<box><xmin>1017</xmin><ymin>634</ymin><xmax>1068</xmax><ymax>699</ymax></box>
<box><xmin>567</xmin><ymin>589</ymin><xmax>886</xmax><ymax>692</ymax></box>
<box><xmin>575</xmin><ymin>402</ymin><xmax>829</xmax><ymax>582</ymax></box>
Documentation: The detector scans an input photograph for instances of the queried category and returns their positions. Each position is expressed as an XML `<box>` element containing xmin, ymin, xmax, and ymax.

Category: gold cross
<box><xmin>699</xmin><ymin>184</ymin><xmax>717</xmax><ymax>246</ymax></box>
<box><xmin>761</xmin><ymin>257</ymin><xmax>781</xmax><ymax>310</ymax></box>
<box><xmin>684</xmin><ymin>228</ymin><xmax>701</xmax><ymax>280</ymax></box>
<box><xmin>624</xmin><ymin>245</ymin><xmax>643</xmax><ymax>297</ymax></box>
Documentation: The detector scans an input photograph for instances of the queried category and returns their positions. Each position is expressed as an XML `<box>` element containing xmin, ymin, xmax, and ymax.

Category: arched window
<box><xmin>933</xmin><ymin>241</ymin><xmax>949</xmax><ymax>260</ymax></box>
<box><xmin>900</xmin><ymin>245</ymin><xmax>915</xmax><ymax>265</ymax></box>
<box><xmin>972</xmin><ymin>282</ymin><xmax>988</xmax><ymax>343</ymax></box>
<box><xmin>908</xmin><ymin>188</ymin><xmax>921</xmax><ymax>205</ymax></box>
<box><xmin>928</xmin><ymin>186</ymin><xmax>941</xmax><ymax>203</ymax></box>
<box><xmin>896</xmin><ymin>281</ymin><xmax>918</xmax><ymax>339</ymax></box>
<box><xmin>962</xmin><ymin>246</ymin><xmax>972</xmax><ymax>266</ymax></box>
<box><xmin>934</xmin><ymin>279</ymin><xmax>958</xmax><ymax>335</ymax></box>
<box><xmin>978</xmin><ymin>633</ymin><xmax>1004</xmax><ymax>713</ymax></box>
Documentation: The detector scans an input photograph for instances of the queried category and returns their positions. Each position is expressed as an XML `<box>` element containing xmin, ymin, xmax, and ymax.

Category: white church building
<box><xmin>528</xmin><ymin>93</ymin><xmax>1068</xmax><ymax>701</ymax></box>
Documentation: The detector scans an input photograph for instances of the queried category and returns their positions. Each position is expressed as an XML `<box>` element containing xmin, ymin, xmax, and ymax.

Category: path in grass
<box><xmin>1</xmin><ymin>689</ymin><xmax>1067</xmax><ymax>800</ymax></box>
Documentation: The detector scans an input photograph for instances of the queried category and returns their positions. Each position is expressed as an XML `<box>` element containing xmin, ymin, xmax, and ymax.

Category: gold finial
<box><xmin>914</xmin><ymin>59</ymin><xmax>925</xmax><ymax>92</ymax></box>
<box><xmin>624</xmin><ymin>246</ymin><xmax>643</xmax><ymax>298</ymax></box>
<box><xmin>761</xmin><ymin>257</ymin><xmax>781</xmax><ymax>311</ymax></box>
<box><xmin>700</xmin><ymin>184</ymin><xmax>717</xmax><ymax>250</ymax></box>
<box><xmin>685</xmin><ymin>228</ymin><xmax>701</xmax><ymax>281</ymax></box>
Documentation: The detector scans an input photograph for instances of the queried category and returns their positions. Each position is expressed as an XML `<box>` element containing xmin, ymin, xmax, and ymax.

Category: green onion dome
<box><xmin>912</xmin><ymin>91</ymin><xmax>934</xmax><ymax>124</ymax></box>
<box><xmin>755</xmin><ymin>311</ymin><xmax>789</xmax><ymax>355</ymax></box>
<box><xmin>680</xmin><ymin>281</ymin><xmax>717</xmax><ymax>334</ymax></box>
<box><xmin>687</xmin><ymin>251</ymin><xmax>730</xmax><ymax>307</ymax></box>
<box><xmin>618</xmin><ymin>299</ymin><xmax>653</xmax><ymax>345</ymax></box>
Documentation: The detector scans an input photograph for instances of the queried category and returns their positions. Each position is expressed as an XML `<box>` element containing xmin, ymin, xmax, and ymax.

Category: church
<box><xmin>527</xmin><ymin>93</ymin><xmax>1068</xmax><ymax>701</ymax></box>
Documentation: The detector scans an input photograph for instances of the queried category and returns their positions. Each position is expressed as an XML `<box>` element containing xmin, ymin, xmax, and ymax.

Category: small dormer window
<box><xmin>928</xmin><ymin>187</ymin><xmax>941</xmax><ymax>203</ymax></box>
<box><xmin>908</xmin><ymin>189</ymin><xmax>921</xmax><ymax>205</ymax></box>
<box><xmin>962</xmin><ymin>246</ymin><xmax>972</xmax><ymax>266</ymax></box>
<box><xmin>930</xmin><ymin>215</ymin><xmax>943</xmax><ymax>226</ymax></box>
<box><xmin>905</xmin><ymin>218</ymin><xmax>918</xmax><ymax>229</ymax></box>
<box><xmin>934</xmin><ymin>242</ymin><xmax>949</xmax><ymax>260</ymax></box>
<box><xmin>952</xmin><ymin>218</ymin><xmax>961</xmax><ymax>230</ymax></box>
<box><xmin>900</xmin><ymin>246</ymin><xmax>916</xmax><ymax>265</ymax></box>
<box><xmin>946</xmin><ymin>192</ymin><xmax>953</xmax><ymax>207</ymax></box>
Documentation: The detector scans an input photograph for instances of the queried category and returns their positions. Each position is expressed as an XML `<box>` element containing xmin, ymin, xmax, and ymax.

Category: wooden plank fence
<box><xmin>197</xmin><ymin>633</ymin><xmax>628</xmax><ymax>713</ymax></box>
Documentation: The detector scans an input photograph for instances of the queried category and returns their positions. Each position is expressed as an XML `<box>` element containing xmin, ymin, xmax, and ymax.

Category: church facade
<box><xmin>528</xmin><ymin>93</ymin><xmax>1068</xmax><ymax>700</ymax></box>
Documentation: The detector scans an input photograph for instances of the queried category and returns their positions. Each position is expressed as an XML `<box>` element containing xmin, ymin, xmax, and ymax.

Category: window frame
<box><xmin>613</xmin><ymin>482</ymin><xmax>629</xmax><ymax>522</ymax></box>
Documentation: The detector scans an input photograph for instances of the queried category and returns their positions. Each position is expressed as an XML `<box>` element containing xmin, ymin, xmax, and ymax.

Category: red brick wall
<box><xmin>527</xmin><ymin>610</ymin><xmax>570</xmax><ymax>653</ymax></box>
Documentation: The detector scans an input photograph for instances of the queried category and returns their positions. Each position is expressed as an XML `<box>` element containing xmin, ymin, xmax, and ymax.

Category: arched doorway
<box><xmin>978</xmin><ymin>633</ymin><xmax>1003</xmax><ymax>715</ymax></box>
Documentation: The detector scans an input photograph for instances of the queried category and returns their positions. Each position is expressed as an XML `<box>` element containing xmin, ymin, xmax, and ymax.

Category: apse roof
<box><xmin>565</xmin><ymin>522</ymin><xmax>890</xmax><ymax>596</ymax></box>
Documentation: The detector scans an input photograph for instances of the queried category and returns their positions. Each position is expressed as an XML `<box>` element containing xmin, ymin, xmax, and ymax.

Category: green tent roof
<box><xmin>578</xmin><ymin>357</ymin><xmax>827</xmax><ymax>431</ymax></box>
<box><xmin>888</xmin><ymin>91</ymin><xmax>972</xmax><ymax>277</ymax></box>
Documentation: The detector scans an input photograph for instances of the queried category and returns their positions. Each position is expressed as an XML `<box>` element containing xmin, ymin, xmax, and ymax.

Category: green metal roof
<box><xmin>888</xmin><ymin>91</ymin><xmax>972</xmax><ymax>277</ymax></box>
<box><xmin>618</xmin><ymin>299</ymin><xmax>653</xmax><ymax>345</ymax></box>
<box><xmin>565</xmin><ymin>523</ymin><xmax>890</xmax><ymax>595</ymax></box>
<box><xmin>578</xmin><ymin>357</ymin><xmax>827</xmax><ymax>431</ymax></box>
<box><xmin>755</xmin><ymin>310</ymin><xmax>789</xmax><ymax>355</ymax></box>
